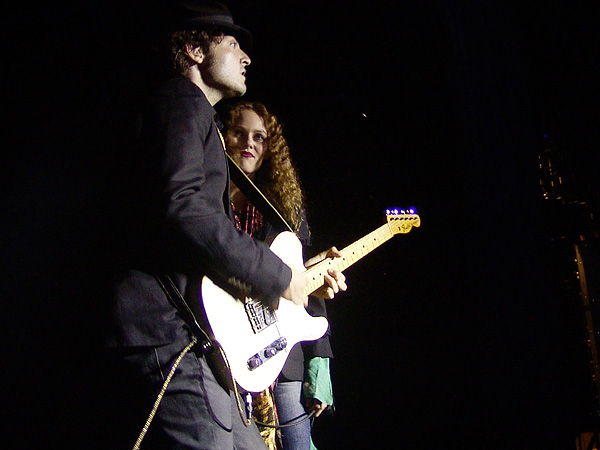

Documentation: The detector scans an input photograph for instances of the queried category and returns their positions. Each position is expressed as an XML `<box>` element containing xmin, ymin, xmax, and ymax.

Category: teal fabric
<box><xmin>311</xmin><ymin>437</ymin><xmax>318</xmax><ymax>450</ymax></box>
<box><xmin>303</xmin><ymin>357</ymin><xmax>333</xmax><ymax>450</ymax></box>
<box><xmin>303</xmin><ymin>357</ymin><xmax>333</xmax><ymax>405</ymax></box>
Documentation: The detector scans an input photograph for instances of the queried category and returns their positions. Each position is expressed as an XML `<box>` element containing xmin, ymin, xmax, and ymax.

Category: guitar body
<box><xmin>201</xmin><ymin>231</ymin><xmax>329</xmax><ymax>393</ymax></box>
<box><xmin>200</xmin><ymin>211</ymin><xmax>421</xmax><ymax>393</ymax></box>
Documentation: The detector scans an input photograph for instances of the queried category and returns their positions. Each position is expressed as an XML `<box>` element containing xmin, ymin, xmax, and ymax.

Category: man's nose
<box><xmin>241</xmin><ymin>51</ymin><xmax>251</xmax><ymax>67</ymax></box>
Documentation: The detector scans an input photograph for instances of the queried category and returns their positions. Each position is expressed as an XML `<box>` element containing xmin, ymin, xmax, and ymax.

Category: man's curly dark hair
<box><xmin>170</xmin><ymin>29</ymin><xmax>224</xmax><ymax>74</ymax></box>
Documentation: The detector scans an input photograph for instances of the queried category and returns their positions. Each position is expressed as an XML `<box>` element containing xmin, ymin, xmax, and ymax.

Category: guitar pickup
<box><xmin>245</xmin><ymin>300</ymin><xmax>277</xmax><ymax>334</ymax></box>
<box><xmin>247</xmin><ymin>337</ymin><xmax>288</xmax><ymax>371</ymax></box>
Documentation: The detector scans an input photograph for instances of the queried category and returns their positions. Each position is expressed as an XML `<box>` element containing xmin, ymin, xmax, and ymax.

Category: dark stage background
<box><xmin>5</xmin><ymin>1</ymin><xmax>600</xmax><ymax>448</ymax></box>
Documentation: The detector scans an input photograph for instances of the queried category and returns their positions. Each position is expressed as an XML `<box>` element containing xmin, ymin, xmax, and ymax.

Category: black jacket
<box><xmin>105</xmin><ymin>77</ymin><xmax>291</xmax><ymax>347</ymax></box>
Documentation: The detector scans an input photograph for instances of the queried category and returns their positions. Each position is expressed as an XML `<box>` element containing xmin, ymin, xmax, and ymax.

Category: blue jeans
<box><xmin>273</xmin><ymin>381</ymin><xmax>312</xmax><ymax>450</ymax></box>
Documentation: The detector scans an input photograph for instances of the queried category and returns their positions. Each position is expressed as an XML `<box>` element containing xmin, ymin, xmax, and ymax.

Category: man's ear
<box><xmin>185</xmin><ymin>44</ymin><xmax>204</xmax><ymax>64</ymax></box>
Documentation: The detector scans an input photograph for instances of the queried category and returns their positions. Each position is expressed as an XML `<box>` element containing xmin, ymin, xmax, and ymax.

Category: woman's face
<box><xmin>226</xmin><ymin>109</ymin><xmax>268</xmax><ymax>177</ymax></box>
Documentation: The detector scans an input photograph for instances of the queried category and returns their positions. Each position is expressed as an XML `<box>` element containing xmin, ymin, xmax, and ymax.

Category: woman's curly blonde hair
<box><xmin>223</xmin><ymin>101</ymin><xmax>306</xmax><ymax>232</ymax></box>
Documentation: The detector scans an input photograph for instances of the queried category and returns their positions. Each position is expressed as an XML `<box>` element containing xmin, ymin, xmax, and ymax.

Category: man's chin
<box><xmin>224</xmin><ymin>86</ymin><xmax>247</xmax><ymax>99</ymax></box>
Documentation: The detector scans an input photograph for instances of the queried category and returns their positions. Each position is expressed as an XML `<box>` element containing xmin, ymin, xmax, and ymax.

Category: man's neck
<box><xmin>184</xmin><ymin>68</ymin><xmax>222</xmax><ymax>106</ymax></box>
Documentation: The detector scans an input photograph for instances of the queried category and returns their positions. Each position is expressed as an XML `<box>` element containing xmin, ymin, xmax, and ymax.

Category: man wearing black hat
<box><xmin>101</xmin><ymin>2</ymin><xmax>344</xmax><ymax>449</ymax></box>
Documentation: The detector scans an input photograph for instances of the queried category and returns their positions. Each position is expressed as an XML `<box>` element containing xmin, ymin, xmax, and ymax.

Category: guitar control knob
<box><xmin>276</xmin><ymin>338</ymin><xmax>287</xmax><ymax>350</ymax></box>
<box><xmin>248</xmin><ymin>357</ymin><xmax>262</xmax><ymax>369</ymax></box>
<box><xmin>265</xmin><ymin>347</ymin><xmax>277</xmax><ymax>358</ymax></box>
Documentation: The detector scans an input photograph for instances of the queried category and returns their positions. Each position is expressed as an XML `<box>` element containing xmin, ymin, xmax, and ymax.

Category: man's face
<box><xmin>202</xmin><ymin>35</ymin><xmax>251</xmax><ymax>99</ymax></box>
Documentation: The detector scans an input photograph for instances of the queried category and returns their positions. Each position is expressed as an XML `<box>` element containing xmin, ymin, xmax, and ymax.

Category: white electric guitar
<box><xmin>200</xmin><ymin>210</ymin><xmax>421</xmax><ymax>393</ymax></box>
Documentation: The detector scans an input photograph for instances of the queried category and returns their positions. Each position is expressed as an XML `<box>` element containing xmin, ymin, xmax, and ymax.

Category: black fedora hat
<box><xmin>170</xmin><ymin>1</ymin><xmax>252</xmax><ymax>49</ymax></box>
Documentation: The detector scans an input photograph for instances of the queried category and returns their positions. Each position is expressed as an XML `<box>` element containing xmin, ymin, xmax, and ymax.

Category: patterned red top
<box><xmin>233</xmin><ymin>202</ymin><xmax>264</xmax><ymax>237</ymax></box>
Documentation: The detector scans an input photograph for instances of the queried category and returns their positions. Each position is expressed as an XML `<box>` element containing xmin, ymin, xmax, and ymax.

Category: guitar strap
<box><xmin>226</xmin><ymin>151</ymin><xmax>294</xmax><ymax>234</ymax></box>
<box><xmin>154</xmin><ymin>274</ymin><xmax>253</xmax><ymax>426</ymax></box>
<box><xmin>154</xmin><ymin>275</ymin><xmax>211</xmax><ymax>350</ymax></box>
<box><xmin>146</xmin><ymin>130</ymin><xmax>293</xmax><ymax>437</ymax></box>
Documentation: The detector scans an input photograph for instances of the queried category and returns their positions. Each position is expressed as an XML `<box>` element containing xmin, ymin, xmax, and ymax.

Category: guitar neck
<box><xmin>304</xmin><ymin>222</ymin><xmax>395</xmax><ymax>296</ymax></box>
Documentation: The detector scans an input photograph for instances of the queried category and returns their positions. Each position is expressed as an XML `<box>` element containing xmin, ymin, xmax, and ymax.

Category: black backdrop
<box><xmin>5</xmin><ymin>1</ymin><xmax>600</xmax><ymax>448</ymax></box>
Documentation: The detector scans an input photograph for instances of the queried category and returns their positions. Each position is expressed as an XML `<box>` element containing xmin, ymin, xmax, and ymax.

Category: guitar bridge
<box><xmin>245</xmin><ymin>300</ymin><xmax>277</xmax><ymax>334</ymax></box>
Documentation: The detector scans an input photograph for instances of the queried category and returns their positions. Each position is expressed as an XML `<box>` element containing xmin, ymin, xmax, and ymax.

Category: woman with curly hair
<box><xmin>223</xmin><ymin>101</ymin><xmax>346</xmax><ymax>450</ymax></box>
<box><xmin>225</xmin><ymin>101</ymin><xmax>305</xmax><ymax>236</ymax></box>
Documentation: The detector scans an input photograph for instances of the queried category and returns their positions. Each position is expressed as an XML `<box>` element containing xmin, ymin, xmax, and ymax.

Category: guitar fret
<box><xmin>304</xmin><ymin>223</ymin><xmax>394</xmax><ymax>296</ymax></box>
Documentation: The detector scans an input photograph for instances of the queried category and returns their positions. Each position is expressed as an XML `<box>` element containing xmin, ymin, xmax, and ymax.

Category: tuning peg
<box><xmin>385</xmin><ymin>207</ymin><xmax>417</xmax><ymax>215</ymax></box>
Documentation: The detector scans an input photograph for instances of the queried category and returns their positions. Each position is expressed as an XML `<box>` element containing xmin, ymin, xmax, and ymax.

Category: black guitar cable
<box><xmin>254</xmin><ymin>410</ymin><xmax>316</xmax><ymax>429</ymax></box>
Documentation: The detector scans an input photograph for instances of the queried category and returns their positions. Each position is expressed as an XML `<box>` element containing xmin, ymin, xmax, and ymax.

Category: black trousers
<box><xmin>99</xmin><ymin>340</ymin><xmax>267</xmax><ymax>450</ymax></box>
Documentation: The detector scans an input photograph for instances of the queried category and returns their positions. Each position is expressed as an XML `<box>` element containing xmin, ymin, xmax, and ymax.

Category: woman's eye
<box><xmin>254</xmin><ymin>134</ymin><xmax>266</xmax><ymax>142</ymax></box>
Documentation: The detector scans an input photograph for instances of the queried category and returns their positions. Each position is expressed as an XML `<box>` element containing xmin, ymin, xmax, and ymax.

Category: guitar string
<box><xmin>305</xmin><ymin>224</ymin><xmax>395</xmax><ymax>294</ymax></box>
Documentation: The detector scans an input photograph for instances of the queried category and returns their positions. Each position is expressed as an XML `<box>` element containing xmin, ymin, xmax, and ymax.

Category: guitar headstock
<box><xmin>385</xmin><ymin>208</ymin><xmax>421</xmax><ymax>235</ymax></box>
